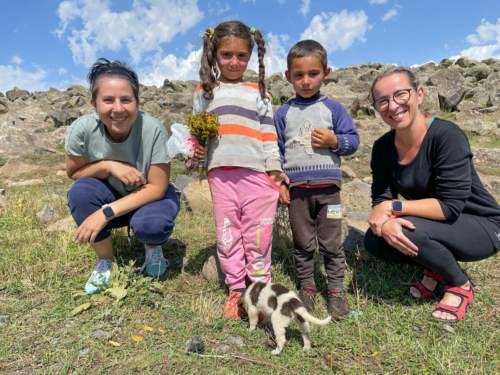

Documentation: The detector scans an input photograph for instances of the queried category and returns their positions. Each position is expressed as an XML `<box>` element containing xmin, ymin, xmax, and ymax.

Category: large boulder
<box><xmin>5</xmin><ymin>87</ymin><xmax>30</xmax><ymax>101</ymax></box>
<box><xmin>426</xmin><ymin>67</ymin><xmax>466</xmax><ymax>112</ymax></box>
<box><xmin>0</xmin><ymin>98</ymin><xmax>8</xmax><ymax>114</ymax></box>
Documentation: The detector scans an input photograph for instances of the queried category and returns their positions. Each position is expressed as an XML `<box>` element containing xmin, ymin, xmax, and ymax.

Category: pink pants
<box><xmin>208</xmin><ymin>167</ymin><xmax>280</xmax><ymax>290</ymax></box>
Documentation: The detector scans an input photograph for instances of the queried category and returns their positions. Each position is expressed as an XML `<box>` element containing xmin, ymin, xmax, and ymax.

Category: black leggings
<box><xmin>364</xmin><ymin>214</ymin><xmax>499</xmax><ymax>285</ymax></box>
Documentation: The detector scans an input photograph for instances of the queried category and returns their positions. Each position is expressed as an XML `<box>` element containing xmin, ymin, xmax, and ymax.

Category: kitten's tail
<box><xmin>296</xmin><ymin>307</ymin><xmax>331</xmax><ymax>326</ymax></box>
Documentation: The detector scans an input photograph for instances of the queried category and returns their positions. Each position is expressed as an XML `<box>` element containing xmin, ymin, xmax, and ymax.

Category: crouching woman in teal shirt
<box><xmin>65</xmin><ymin>58</ymin><xmax>180</xmax><ymax>294</ymax></box>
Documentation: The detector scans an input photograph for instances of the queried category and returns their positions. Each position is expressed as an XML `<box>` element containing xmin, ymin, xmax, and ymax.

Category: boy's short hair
<box><xmin>287</xmin><ymin>40</ymin><xmax>328</xmax><ymax>70</ymax></box>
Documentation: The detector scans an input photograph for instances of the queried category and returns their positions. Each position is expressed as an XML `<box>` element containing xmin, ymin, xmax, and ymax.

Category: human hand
<box><xmin>311</xmin><ymin>128</ymin><xmax>337</xmax><ymax>148</ymax></box>
<box><xmin>192</xmin><ymin>144</ymin><xmax>206</xmax><ymax>161</ymax></box>
<box><xmin>267</xmin><ymin>171</ymin><xmax>289</xmax><ymax>185</ymax></box>
<box><xmin>368</xmin><ymin>200</ymin><xmax>393</xmax><ymax>236</ymax></box>
<box><xmin>74</xmin><ymin>209</ymin><xmax>108</xmax><ymax>244</ymax></box>
<box><xmin>108</xmin><ymin>161</ymin><xmax>146</xmax><ymax>187</ymax></box>
<box><xmin>380</xmin><ymin>218</ymin><xmax>418</xmax><ymax>257</ymax></box>
<box><xmin>279</xmin><ymin>184</ymin><xmax>290</xmax><ymax>205</ymax></box>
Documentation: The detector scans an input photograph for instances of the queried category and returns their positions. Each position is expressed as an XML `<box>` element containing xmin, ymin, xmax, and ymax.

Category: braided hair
<box><xmin>199</xmin><ymin>20</ymin><xmax>267</xmax><ymax>100</ymax></box>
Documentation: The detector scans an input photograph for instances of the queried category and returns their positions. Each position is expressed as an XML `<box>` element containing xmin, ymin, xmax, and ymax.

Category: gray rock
<box><xmin>173</xmin><ymin>174</ymin><xmax>195</xmax><ymax>192</ymax></box>
<box><xmin>455</xmin><ymin>57</ymin><xmax>476</xmax><ymax>68</ymax></box>
<box><xmin>182</xmin><ymin>179</ymin><xmax>212</xmax><ymax>213</ymax></box>
<box><xmin>0</xmin><ymin>315</ymin><xmax>9</xmax><ymax>325</ymax></box>
<box><xmin>341</xmin><ymin>179</ymin><xmax>371</xmax><ymax>214</ymax></box>
<box><xmin>36</xmin><ymin>205</ymin><xmax>58</xmax><ymax>223</ymax></box>
<box><xmin>185</xmin><ymin>335</ymin><xmax>205</xmax><ymax>354</ymax></box>
<box><xmin>6</xmin><ymin>87</ymin><xmax>30</xmax><ymax>101</ymax></box>
<box><xmin>79</xmin><ymin>348</ymin><xmax>90</xmax><ymax>356</ymax></box>
<box><xmin>226</xmin><ymin>335</ymin><xmax>245</xmax><ymax>348</ymax></box>
<box><xmin>465</xmin><ymin>63</ymin><xmax>492</xmax><ymax>82</ymax></box>
<box><xmin>0</xmin><ymin>98</ymin><xmax>8</xmax><ymax>114</ymax></box>
<box><xmin>46</xmin><ymin>216</ymin><xmax>76</xmax><ymax>233</ymax></box>
<box><xmin>201</xmin><ymin>247</ymin><xmax>225</xmax><ymax>284</ymax></box>
<box><xmin>92</xmin><ymin>329</ymin><xmax>112</xmax><ymax>340</ymax></box>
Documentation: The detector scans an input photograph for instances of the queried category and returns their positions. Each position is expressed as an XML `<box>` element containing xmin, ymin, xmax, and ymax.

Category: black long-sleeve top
<box><xmin>370</xmin><ymin>118</ymin><xmax>500</xmax><ymax>234</ymax></box>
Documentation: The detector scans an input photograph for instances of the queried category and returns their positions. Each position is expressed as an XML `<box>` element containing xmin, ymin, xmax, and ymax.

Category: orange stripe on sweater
<box><xmin>218</xmin><ymin>124</ymin><xmax>277</xmax><ymax>141</ymax></box>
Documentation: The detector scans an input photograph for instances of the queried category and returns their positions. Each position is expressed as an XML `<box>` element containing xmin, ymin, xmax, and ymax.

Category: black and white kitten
<box><xmin>242</xmin><ymin>281</ymin><xmax>331</xmax><ymax>355</ymax></box>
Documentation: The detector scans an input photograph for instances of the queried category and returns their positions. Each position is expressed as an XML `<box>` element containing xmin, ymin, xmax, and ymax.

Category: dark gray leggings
<box><xmin>364</xmin><ymin>214</ymin><xmax>499</xmax><ymax>285</ymax></box>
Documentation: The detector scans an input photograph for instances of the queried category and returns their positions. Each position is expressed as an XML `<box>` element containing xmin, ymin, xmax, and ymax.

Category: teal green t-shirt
<box><xmin>64</xmin><ymin>112</ymin><xmax>170</xmax><ymax>196</ymax></box>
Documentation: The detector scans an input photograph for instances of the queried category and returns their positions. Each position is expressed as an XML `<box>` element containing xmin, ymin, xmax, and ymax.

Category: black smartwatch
<box><xmin>391</xmin><ymin>200</ymin><xmax>403</xmax><ymax>217</ymax></box>
<box><xmin>102</xmin><ymin>204</ymin><xmax>115</xmax><ymax>220</ymax></box>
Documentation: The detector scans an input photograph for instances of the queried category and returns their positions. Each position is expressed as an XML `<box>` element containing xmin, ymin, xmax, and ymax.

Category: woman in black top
<box><xmin>364</xmin><ymin>67</ymin><xmax>500</xmax><ymax>322</ymax></box>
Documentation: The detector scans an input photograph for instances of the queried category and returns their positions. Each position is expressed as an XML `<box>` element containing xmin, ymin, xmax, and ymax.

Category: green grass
<box><xmin>0</xmin><ymin>172</ymin><xmax>499</xmax><ymax>374</ymax></box>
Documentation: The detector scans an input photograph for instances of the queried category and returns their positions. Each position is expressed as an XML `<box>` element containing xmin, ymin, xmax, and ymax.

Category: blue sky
<box><xmin>1</xmin><ymin>0</ymin><xmax>499</xmax><ymax>91</ymax></box>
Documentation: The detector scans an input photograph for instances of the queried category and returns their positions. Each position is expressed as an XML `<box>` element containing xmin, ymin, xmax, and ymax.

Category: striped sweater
<box><xmin>193</xmin><ymin>82</ymin><xmax>282</xmax><ymax>172</ymax></box>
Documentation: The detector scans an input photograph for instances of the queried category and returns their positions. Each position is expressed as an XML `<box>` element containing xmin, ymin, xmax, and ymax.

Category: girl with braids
<box><xmin>65</xmin><ymin>58</ymin><xmax>180</xmax><ymax>294</ymax></box>
<box><xmin>193</xmin><ymin>20</ymin><xmax>285</xmax><ymax>320</ymax></box>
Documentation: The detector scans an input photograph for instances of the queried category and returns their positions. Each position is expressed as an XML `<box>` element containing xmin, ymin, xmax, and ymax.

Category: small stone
<box><xmin>0</xmin><ymin>189</ymin><xmax>5</xmax><ymax>195</ymax></box>
<box><xmin>56</xmin><ymin>170</ymin><xmax>67</xmax><ymax>177</ymax></box>
<box><xmin>185</xmin><ymin>335</ymin><xmax>205</xmax><ymax>354</ymax></box>
<box><xmin>215</xmin><ymin>344</ymin><xmax>231</xmax><ymax>354</ymax></box>
<box><xmin>93</xmin><ymin>329</ymin><xmax>112</xmax><ymax>340</ymax></box>
<box><xmin>46</xmin><ymin>216</ymin><xmax>75</xmax><ymax>233</ymax></box>
<box><xmin>79</xmin><ymin>348</ymin><xmax>90</xmax><ymax>356</ymax></box>
<box><xmin>225</xmin><ymin>335</ymin><xmax>245</xmax><ymax>348</ymax></box>
<box><xmin>0</xmin><ymin>315</ymin><xmax>10</xmax><ymax>325</ymax></box>
<box><xmin>441</xmin><ymin>324</ymin><xmax>455</xmax><ymax>334</ymax></box>
<box><xmin>349</xmin><ymin>310</ymin><xmax>363</xmax><ymax>319</ymax></box>
<box><xmin>36</xmin><ymin>205</ymin><xmax>58</xmax><ymax>223</ymax></box>
<box><xmin>342</xmin><ymin>166</ymin><xmax>357</xmax><ymax>179</ymax></box>
<box><xmin>8</xmin><ymin>178</ymin><xmax>45</xmax><ymax>187</ymax></box>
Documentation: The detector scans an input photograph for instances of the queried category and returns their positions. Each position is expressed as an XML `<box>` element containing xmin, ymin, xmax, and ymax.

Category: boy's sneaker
<box><xmin>141</xmin><ymin>246</ymin><xmax>168</xmax><ymax>278</ymax></box>
<box><xmin>327</xmin><ymin>288</ymin><xmax>350</xmax><ymax>319</ymax></box>
<box><xmin>298</xmin><ymin>285</ymin><xmax>318</xmax><ymax>312</ymax></box>
<box><xmin>223</xmin><ymin>290</ymin><xmax>244</xmax><ymax>320</ymax></box>
<box><xmin>84</xmin><ymin>259</ymin><xmax>113</xmax><ymax>294</ymax></box>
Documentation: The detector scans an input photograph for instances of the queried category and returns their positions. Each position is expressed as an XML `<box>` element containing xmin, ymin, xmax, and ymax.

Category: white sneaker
<box><xmin>140</xmin><ymin>246</ymin><xmax>168</xmax><ymax>278</ymax></box>
<box><xmin>84</xmin><ymin>259</ymin><xmax>113</xmax><ymax>294</ymax></box>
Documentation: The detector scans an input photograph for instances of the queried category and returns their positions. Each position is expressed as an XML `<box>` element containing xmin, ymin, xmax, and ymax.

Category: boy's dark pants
<box><xmin>288</xmin><ymin>185</ymin><xmax>344</xmax><ymax>290</ymax></box>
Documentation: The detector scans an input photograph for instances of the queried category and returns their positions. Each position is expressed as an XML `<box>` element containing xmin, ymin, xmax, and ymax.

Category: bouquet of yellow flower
<box><xmin>186</xmin><ymin>111</ymin><xmax>220</xmax><ymax>179</ymax></box>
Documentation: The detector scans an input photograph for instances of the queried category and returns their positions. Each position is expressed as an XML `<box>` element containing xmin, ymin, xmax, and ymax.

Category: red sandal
<box><xmin>432</xmin><ymin>284</ymin><xmax>474</xmax><ymax>322</ymax></box>
<box><xmin>410</xmin><ymin>269</ymin><xmax>444</xmax><ymax>299</ymax></box>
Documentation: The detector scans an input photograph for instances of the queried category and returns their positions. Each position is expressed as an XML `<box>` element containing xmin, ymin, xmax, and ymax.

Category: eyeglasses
<box><xmin>373</xmin><ymin>88</ymin><xmax>412</xmax><ymax>112</ymax></box>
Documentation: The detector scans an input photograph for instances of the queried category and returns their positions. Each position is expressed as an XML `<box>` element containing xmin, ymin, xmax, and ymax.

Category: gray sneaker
<box><xmin>140</xmin><ymin>246</ymin><xmax>168</xmax><ymax>278</ymax></box>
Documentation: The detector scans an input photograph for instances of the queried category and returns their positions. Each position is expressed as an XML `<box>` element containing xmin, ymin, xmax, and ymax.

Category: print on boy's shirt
<box><xmin>290</xmin><ymin>120</ymin><xmax>314</xmax><ymax>155</ymax></box>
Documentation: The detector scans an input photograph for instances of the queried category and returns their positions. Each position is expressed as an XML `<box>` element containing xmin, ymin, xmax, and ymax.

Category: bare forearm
<box><xmin>401</xmin><ymin>198</ymin><xmax>446</xmax><ymax>220</ymax></box>
<box><xmin>106</xmin><ymin>183</ymin><xmax>167</xmax><ymax>218</ymax></box>
<box><xmin>69</xmin><ymin>160</ymin><xmax>111</xmax><ymax>180</ymax></box>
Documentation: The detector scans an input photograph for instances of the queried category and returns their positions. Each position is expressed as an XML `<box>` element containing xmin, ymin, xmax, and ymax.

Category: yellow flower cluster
<box><xmin>186</xmin><ymin>112</ymin><xmax>220</xmax><ymax>146</ymax></box>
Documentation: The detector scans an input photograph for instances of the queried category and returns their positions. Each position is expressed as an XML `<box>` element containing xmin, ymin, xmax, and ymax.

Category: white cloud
<box><xmin>248</xmin><ymin>32</ymin><xmax>289</xmax><ymax>76</ymax></box>
<box><xmin>381</xmin><ymin>8</ymin><xmax>398</xmax><ymax>22</ymax></box>
<box><xmin>368</xmin><ymin>0</ymin><xmax>388</xmax><ymax>5</ymax></box>
<box><xmin>55</xmin><ymin>0</ymin><xmax>204</xmax><ymax>66</ymax></box>
<box><xmin>11</xmin><ymin>56</ymin><xmax>23</xmax><ymax>65</ymax></box>
<box><xmin>300</xmin><ymin>10</ymin><xmax>370</xmax><ymax>52</ymax></box>
<box><xmin>140</xmin><ymin>49</ymin><xmax>202</xmax><ymax>85</ymax></box>
<box><xmin>0</xmin><ymin>64</ymin><xmax>48</xmax><ymax>92</ymax></box>
<box><xmin>299</xmin><ymin>0</ymin><xmax>310</xmax><ymax>17</ymax></box>
<box><xmin>457</xmin><ymin>18</ymin><xmax>500</xmax><ymax>60</ymax></box>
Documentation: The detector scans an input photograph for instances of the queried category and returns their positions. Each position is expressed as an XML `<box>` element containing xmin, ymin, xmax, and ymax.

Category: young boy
<box><xmin>275</xmin><ymin>40</ymin><xmax>359</xmax><ymax>319</ymax></box>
